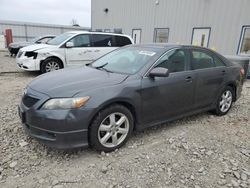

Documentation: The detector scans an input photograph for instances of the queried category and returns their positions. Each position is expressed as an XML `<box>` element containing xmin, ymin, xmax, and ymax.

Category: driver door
<box><xmin>140</xmin><ymin>48</ymin><xmax>196</xmax><ymax>124</ymax></box>
<box><xmin>65</xmin><ymin>34</ymin><xmax>93</xmax><ymax>66</ymax></box>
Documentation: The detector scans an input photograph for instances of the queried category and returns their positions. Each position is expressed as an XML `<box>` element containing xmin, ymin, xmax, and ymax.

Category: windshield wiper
<box><xmin>94</xmin><ymin>62</ymin><xmax>114</xmax><ymax>73</ymax></box>
<box><xmin>95</xmin><ymin>62</ymin><xmax>108</xmax><ymax>69</ymax></box>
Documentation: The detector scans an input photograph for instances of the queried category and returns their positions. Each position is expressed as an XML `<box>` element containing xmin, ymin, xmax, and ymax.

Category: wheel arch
<box><xmin>88</xmin><ymin>99</ymin><xmax>138</xmax><ymax>131</ymax></box>
<box><xmin>40</xmin><ymin>56</ymin><xmax>64</xmax><ymax>70</ymax></box>
<box><xmin>225</xmin><ymin>82</ymin><xmax>237</xmax><ymax>102</ymax></box>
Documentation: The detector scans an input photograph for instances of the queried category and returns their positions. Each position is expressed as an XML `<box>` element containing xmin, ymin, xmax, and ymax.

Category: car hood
<box><xmin>28</xmin><ymin>66</ymin><xmax>128</xmax><ymax>98</ymax></box>
<box><xmin>20</xmin><ymin>43</ymin><xmax>56</xmax><ymax>52</ymax></box>
<box><xmin>9</xmin><ymin>41</ymin><xmax>33</xmax><ymax>48</ymax></box>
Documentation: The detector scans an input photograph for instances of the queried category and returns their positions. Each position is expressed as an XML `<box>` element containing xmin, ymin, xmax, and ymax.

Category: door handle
<box><xmin>185</xmin><ymin>76</ymin><xmax>192</xmax><ymax>83</ymax></box>
<box><xmin>222</xmin><ymin>70</ymin><xmax>226</xmax><ymax>75</ymax></box>
<box><xmin>94</xmin><ymin>50</ymin><xmax>100</xmax><ymax>52</ymax></box>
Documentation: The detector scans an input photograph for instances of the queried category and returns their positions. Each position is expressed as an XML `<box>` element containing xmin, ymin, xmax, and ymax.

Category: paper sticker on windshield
<box><xmin>139</xmin><ymin>51</ymin><xmax>156</xmax><ymax>56</ymax></box>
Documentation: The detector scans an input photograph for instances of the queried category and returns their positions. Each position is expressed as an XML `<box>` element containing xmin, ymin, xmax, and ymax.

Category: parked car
<box><xmin>8</xmin><ymin>35</ymin><xmax>55</xmax><ymax>56</ymax></box>
<box><xmin>18</xmin><ymin>44</ymin><xmax>245</xmax><ymax>151</ymax></box>
<box><xmin>16</xmin><ymin>31</ymin><xmax>133</xmax><ymax>73</ymax></box>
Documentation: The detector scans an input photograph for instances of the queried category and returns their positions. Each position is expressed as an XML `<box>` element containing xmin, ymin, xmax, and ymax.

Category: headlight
<box><xmin>41</xmin><ymin>97</ymin><xmax>90</xmax><ymax>110</ymax></box>
<box><xmin>25</xmin><ymin>51</ymin><xmax>38</xmax><ymax>59</ymax></box>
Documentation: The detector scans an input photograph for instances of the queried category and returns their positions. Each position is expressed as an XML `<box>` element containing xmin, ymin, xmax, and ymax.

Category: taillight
<box><xmin>240</xmin><ymin>68</ymin><xmax>245</xmax><ymax>77</ymax></box>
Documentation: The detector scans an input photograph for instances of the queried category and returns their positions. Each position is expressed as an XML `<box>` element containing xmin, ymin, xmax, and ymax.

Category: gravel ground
<box><xmin>0</xmin><ymin>51</ymin><xmax>250</xmax><ymax>188</ymax></box>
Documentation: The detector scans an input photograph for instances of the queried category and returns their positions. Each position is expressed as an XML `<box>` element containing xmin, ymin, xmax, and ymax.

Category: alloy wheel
<box><xmin>45</xmin><ymin>61</ymin><xmax>60</xmax><ymax>72</ymax></box>
<box><xmin>219</xmin><ymin>90</ymin><xmax>232</xmax><ymax>113</ymax></box>
<box><xmin>98</xmin><ymin>112</ymin><xmax>129</xmax><ymax>148</ymax></box>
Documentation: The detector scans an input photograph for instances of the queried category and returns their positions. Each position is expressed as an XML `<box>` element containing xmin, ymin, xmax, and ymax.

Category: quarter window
<box><xmin>115</xmin><ymin>36</ymin><xmax>132</xmax><ymax>47</ymax></box>
<box><xmin>214</xmin><ymin>56</ymin><xmax>225</xmax><ymax>67</ymax></box>
<box><xmin>156</xmin><ymin>49</ymin><xmax>186</xmax><ymax>73</ymax></box>
<box><xmin>69</xmin><ymin>34</ymin><xmax>91</xmax><ymax>47</ymax></box>
<box><xmin>92</xmin><ymin>34</ymin><xmax>114</xmax><ymax>47</ymax></box>
<box><xmin>191</xmin><ymin>50</ymin><xmax>214</xmax><ymax>69</ymax></box>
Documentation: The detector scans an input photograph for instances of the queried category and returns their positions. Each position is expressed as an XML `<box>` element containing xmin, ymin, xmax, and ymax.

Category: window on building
<box><xmin>154</xmin><ymin>28</ymin><xmax>169</xmax><ymax>43</ymax></box>
<box><xmin>156</xmin><ymin>49</ymin><xmax>186</xmax><ymax>73</ymax></box>
<box><xmin>191</xmin><ymin>28</ymin><xmax>211</xmax><ymax>47</ymax></box>
<box><xmin>191</xmin><ymin>50</ymin><xmax>214</xmax><ymax>69</ymax></box>
<box><xmin>92</xmin><ymin>34</ymin><xmax>114</xmax><ymax>47</ymax></box>
<box><xmin>239</xmin><ymin>26</ymin><xmax>250</xmax><ymax>55</ymax></box>
<box><xmin>115</xmin><ymin>36</ymin><xmax>132</xmax><ymax>47</ymax></box>
<box><xmin>114</xmin><ymin>28</ymin><xmax>122</xmax><ymax>34</ymax></box>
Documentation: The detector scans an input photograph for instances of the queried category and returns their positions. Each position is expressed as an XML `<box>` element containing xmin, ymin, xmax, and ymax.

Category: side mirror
<box><xmin>149</xmin><ymin>67</ymin><xmax>169</xmax><ymax>78</ymax></box>
<box><xmin>66</xmin><ymin>41</ymin><xmax>74</xmax><ymax>48</ymax></box>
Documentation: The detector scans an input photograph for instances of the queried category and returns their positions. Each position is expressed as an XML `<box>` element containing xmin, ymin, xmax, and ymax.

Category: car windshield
<box><xmin>47</xmin><ymin>33</ymin><xmax>74</xmax><ymax>45</ymax></box>
<box><xmin>92</xmin><ymin>47</ymin><xmax>159</xmax><ymax>75</ymax></box>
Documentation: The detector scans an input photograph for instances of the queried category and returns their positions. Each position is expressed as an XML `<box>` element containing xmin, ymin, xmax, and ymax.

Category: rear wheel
<box><xmin>89</xmin><ymin>105</ymin><xmax>134</xmax><ymax>152</ymax></box>
<box><xmin>41</xmin><ymin>57</ymin><xmax>63</xmax><ymax>73</ymax></box>
<box><xmin>213</xmin><ymin>86</ymin><xmax>234</xmax><ymax>116</ymax></box>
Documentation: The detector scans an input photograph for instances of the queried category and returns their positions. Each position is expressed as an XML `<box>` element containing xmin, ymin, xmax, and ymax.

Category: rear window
<box><xmin>214</xmin><ymin>56</ymin><xmax>226</xmax><ymax>67</ymax></box>
<box><xmin>115</xmin><ymin>36</ymin><xmax>132</xmax><ymax>47</ymax></box>
<box><xmin>92</xmin><ymin>34</ymin><xmax>114</xmax><ymax>47</ymax></box>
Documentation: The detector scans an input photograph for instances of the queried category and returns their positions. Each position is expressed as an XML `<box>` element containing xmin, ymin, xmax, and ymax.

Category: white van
<box><xmin>16</xmin><ymin>31</ymin><xmax>133</xmax><ymax>73</ymax></box>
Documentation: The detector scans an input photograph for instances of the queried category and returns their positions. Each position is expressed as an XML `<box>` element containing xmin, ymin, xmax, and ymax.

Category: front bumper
<box><xmin>16</xmin><ymin>53</ymin><xmax>41</xmax><ymax>71</ymax></box>
<box><xmin>18</xmin><ymin>87</ymin><xmax>95</xmax><ymax>149</ymax></box>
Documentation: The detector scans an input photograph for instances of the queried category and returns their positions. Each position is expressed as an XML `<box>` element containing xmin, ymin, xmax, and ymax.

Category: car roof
<box><xmin>66</xmin><ymin>30</ymin><xmax>131</xmax><ymax>37</ymax></box>
<box><xmin>132</xmin><ymin>43</ymin><xmax>212</xmax><ymax>50</ymax></box>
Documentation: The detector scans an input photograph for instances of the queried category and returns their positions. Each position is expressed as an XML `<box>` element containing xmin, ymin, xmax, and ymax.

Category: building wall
<box><xmin>0</xmin><ymin>20</ymin><xmax>90</xmax><ymax>44</ymax></box>
<box><xmin>92</xmin><ymin>0</ymin><xmax>250</xmax><ymax>55</ymax></box>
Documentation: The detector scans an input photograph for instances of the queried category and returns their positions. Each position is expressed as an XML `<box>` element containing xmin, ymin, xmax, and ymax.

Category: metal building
<box><xmin>0</xmin><ymin>20</ymin><xmax>90</xmax><ymax>43</ymax></box>
<box><xmin>91</xmin><ymin>0</ymin><xmax>250</xmax><ymax>56</ymax></box>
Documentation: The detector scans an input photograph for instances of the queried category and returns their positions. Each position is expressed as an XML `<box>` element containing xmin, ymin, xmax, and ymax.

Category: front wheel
<box><xmin>41</xmin><ymin>57</ymin><xmax>63</xmax><ymax>73</ymax></box>
<box><xmin>89</xmin><ymin>105</ymin><xmax>134</xmax><ymax>152</ymax></box>
<box><xmin>213</xmin><ymin>86</ymin><xmax>234</xmax><ymax>116</ymax></box>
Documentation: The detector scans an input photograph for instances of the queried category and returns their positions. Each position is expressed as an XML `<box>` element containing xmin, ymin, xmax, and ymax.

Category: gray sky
<box><xmin>0</xmin><ymin>0</ymin><xmax>91</xmax><ymax>27</ymax></box>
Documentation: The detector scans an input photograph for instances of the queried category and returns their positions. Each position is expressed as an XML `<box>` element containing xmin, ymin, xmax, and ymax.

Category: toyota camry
<box><xmin>18</xmin><ymin>44</ymin><xmax>245</xmax><ymax>152</ymax></box>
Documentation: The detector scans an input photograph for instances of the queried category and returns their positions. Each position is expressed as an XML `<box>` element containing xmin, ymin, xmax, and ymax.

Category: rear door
<box><xmin>90</xmin><ymin>34</ymin><xmax>117</xmax><ymax>60</ymax></box>
<box><xmin>65</xmin><ymin>34</ymin><xmax>93</xmax><ymax>66</ymax></box>
<box><xmin>189</xmin><ymin>48</ymin><xmax>226</xmax><ymax>109</ymax></box>
<box><xmin>141</xmin><ymin>48</ymin><xmax>196</xmax><ymax>124</ymax></box>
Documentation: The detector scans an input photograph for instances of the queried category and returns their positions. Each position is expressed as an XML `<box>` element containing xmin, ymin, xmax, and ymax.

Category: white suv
<box><xmin>16</xmin><ymin>31</ymin><xmax>133</xmax><ymax>73</ymax></box>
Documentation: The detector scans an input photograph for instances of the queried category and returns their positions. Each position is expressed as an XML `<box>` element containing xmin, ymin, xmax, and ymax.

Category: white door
<box><xmin>191</xmin><ymin>28</ymin><xmax>210</xmax><ymax>47</ymax></box>
<box><xmin>132</xmin><ymin>29</ymin><xmax>141</xmax><ymax>44</ymax></box>
<box><xmin>65</xmin><ymin>34</ymin><xmax>93</xmax><ymax>66</ymax></box>
<box><xmin>90</xmin><ymin>34</ymin><xmax>117</xmax><ymax>60</ymax></box>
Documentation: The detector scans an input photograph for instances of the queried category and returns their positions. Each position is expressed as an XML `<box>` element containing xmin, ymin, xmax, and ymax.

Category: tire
<box><xmin>213</xmin><ymin>86</ymin><xmax>234</xmax><ymax>116</ymax></box>
<box><xmin>89</xmin><ymin>105</ymin><xmax>134</xmax><ymax>152</ymax></box>
<box><xmin>41</xmin><ymin>57</ymin><xmax>63</xmax><ymax>73</ymax></box>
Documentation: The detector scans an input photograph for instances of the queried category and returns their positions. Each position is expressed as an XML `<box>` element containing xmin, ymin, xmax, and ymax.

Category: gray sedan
<box><xmin>18</xmin><ymin>44</ymin><xmax>245</xmax><ymax>151</ymax></box>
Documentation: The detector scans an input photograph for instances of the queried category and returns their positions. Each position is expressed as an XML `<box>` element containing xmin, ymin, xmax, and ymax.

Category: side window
<box><xmin>92</xmin><ymin>34</ymin><xmax>114</xmax><ymax>47</ymax></box>
<box><xmin>214</xmin><ymin>56</ymin><xmax>225</xmax><ymax>67</ymax></box>
<box><xmin>115</xmin><ymin>36</ymin><xmax>132</xmax><ymax>47</ymax></box>
<box><xmin>156</xmin><ymin>49</ymin><xmax>186</xmax><ymax>73</ymax></box>
<box><xmin>191</xmin><ymin>50</ymin><xmax>214</xmax><ymax>70</ymax></box>
<box><xmin>69</xmin><ymin>34</ymin><xmax>91</xmax><ymax>47</ymax></box>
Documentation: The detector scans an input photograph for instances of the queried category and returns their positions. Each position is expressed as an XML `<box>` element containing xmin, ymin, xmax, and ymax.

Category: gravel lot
<box><xmin>0</xmin><ymin>51</ymin><xmax>250</xmax><ymax>188</ymax></box>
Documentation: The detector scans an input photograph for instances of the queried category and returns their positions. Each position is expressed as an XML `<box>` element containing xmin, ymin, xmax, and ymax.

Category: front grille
<box><xmin>22</xmin><ymin>95</ymin><xmax>39</xmax><ymax>108</ymax></box>
<box><xmin>17</xmin><ymin>51</ymin><xmax>23</xmax><ymax>58</ymax></box>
